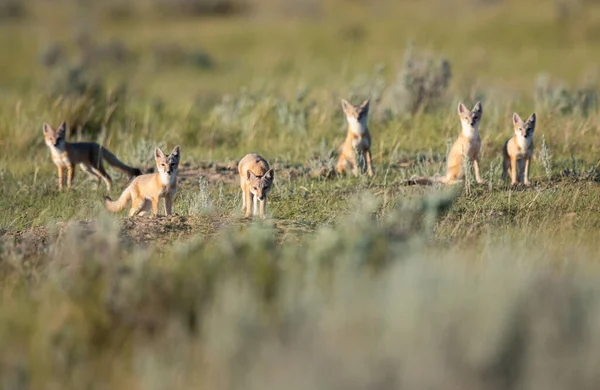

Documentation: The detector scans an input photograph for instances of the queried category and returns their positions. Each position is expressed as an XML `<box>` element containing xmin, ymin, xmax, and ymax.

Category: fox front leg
<box><xmin>151</xmin><ymin>196</ymin><xmax>159</xmax><ymax>216</ymax></box>
<box><xmin>365</xmin><ymin>150</ymin><xmax>374</xmax><ymax>177</ymax></box>
<box><xmin>524</xmin><ymin>157</ymin><xmax>532</xmax><ymax>186</ymax></box>
<box><xmin>473</xmin><ymin>158</ymin><xmax>484</xmax><ymax>184</ymax></box>
<box><xmin>164</xmin><ymin>193</ymin><xmax>173</xmax><ymax>216</ymax></box>
<box><xmin>350</xmin><ymin>153</ymin><xmax>359</xmax><ymax>177</ymax></box>
<box><xmin>245</xmin><ymin>190</ymin><xmax>253</xmax><ymax>218</ymax></box>
<box><xmin>57</xmin><ymin>165</ymin><xmax>64</xmax><ymax>191</ymax></box>
<box><xmin>259</xmin><ymin>199</ymin><xmax>267</xmax><ymax>219</ymax></box>
<box><xmin>66</xmin><ymin>164</ymin><xmax>74</xmax><ymax>190</ymax></box>
<box><xmin>510</xmin><ymin>155</ymin><xmax>518</xmax><ymax>186</ymax></box>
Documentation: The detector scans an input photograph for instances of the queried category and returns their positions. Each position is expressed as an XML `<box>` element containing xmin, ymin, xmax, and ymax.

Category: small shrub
<box><xmin>274</xmin><ymin>89</ymin><xmax>311</xmax><ymax>134</ymax></box>
<box><xmin>180</xmin><ymin>177</ymin><xmax>213</xmax><ymax>215</ymax></box>
<box><xmin>540</xmin><ymin>134</ymin><xmax>553</xmax><ymax>181</ymax></box>
<box><xmin>0</xmin><ymin>0</ymin><xmax>25</xmax><ymax>19</ymax></box>
<box><xmin>535</xmin><ymin>73</ymin><xmax>598</xmax><ymax>116</ymax></box>
<box><xmin>48</xmin><ymin>65</ymin><xmax>127</xmax><ymax>138</ymax></box>
<box><xmin>151</xmin><ymin>43</ymin><xmax>214</xmax><ymax>70</ymax></box>
<box><xmin>152</xmin><ymin>0</ymin><xmax>249</xmax><ymax>16</ymax></box>
<box><xmin>39</xmin><ymin>44</ymin><xmax>64</xmax><ymax>68</ymax></box>
<box><xmin>388</xmin><ymin>42</ymin><xmax>452</xmax><ymax>115</ymax></box>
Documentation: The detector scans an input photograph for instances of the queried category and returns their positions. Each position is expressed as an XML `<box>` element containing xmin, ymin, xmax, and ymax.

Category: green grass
<box><xmin>2</xmin><ymin>0</ymin><xmax>600</xmax><ymax>388</ymax></box>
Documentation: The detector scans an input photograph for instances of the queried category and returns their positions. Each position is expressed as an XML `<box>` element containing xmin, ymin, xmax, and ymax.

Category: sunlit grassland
<box><xmin>2</xmin><ymin>1</ymin><xmax>600</xmax><ymax>387</ymax></box>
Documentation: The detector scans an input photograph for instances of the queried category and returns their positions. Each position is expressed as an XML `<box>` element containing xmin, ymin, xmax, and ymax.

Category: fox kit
<box><xmin>104</xmin><ymin>146</ymin><xmax>180</xmax><ymax>217</ymax></box>
<box><xmin>502</xmin><ymin>112</ymin><xmax>536</xmax><ymax>186</ymax></box>
<box><xmin>336</xmin><ymin>98</ymin><xmax>374</xmax><ymax>177</ymax></box>
<box><xmin>408</xmin><ymin>102</ymin><xmax>484</xmax><ymax>185</ymax></box>
<box><xmin>43</xmin><ymin>122</ymin><xmax>142</xmax><ymax>191</ymax></box>
<box><xmin>238</xmin><ymin>154</ymin><xmax>274</xmax><ymax>219</ymax></box>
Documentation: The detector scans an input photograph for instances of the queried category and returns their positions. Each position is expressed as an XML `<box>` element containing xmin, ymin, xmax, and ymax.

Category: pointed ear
<box><xmin>341</xmin><ymin>99</ymin><xmax>351</xmax><ymax>112</ymax></box>
<box><xmin>360</xmin><ymin>98</ymin><xmax>370</xmax><ymax>112</ymax></box>
<box><xmin>472</xmin><ymin>101</ymin><xmax>482</xmax><ymax>113</ymax></box>
<box><xmin>527</xmin><ymin>113</ymin><xmax>536</xmax><ymax>128</ymax></box>
<box><xmin>155</xmin><ymin>147</ymin><xmax>166</xmax><ymax>160</ymax></box>
<box><xmin>247</xmin><ymin>170</ymin><xmax>256</xmax><ymax>181</ymax></box>
<box><xmin>43</xmin><ymin>123</ymin><xmax>52</xmax><ymax>134</ymax></box>
<box><xmin>170</xmin><ymin>145</ymin><xmax>181</xmax><ymax>160</ymax></box>
<box><xmin>264</xmin><ymin>169</ymin><xmax>274</xmax><ymax>181</ymax></box>
<box><xmin>57</xmin><ymin>121</ymin><xmax>67</xmax><ymax>136</ymax></box>
<box><xmin>458</xmin><ymin>102</ymin><xmax>467</xmax><ymax>115</ymax></box>
<box><xmin>512</xmin><ymin>113</ymin><xmax>523</xmax><ymax>126</ymax></box>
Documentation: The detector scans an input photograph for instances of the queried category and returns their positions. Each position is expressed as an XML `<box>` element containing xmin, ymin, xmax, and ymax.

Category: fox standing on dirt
<box><xmin>409</xmin><ymin>101</ymin><xmax>484</xmax><ymax>185</ymax></box>
<box><xmin>502</xmin><ymin>112</ymin><xmax>536</xmax><ymax>186</ymax></box>
<box><xmin>238</xmin><ymin>154</ymin><xmax>274</xmax><ymax>219</ymax></box>
<box><xmin>336</xmin><ymin>98</ymin><xmax>374</xmax><ymax>177</ymax></box>
<box><xmin>105</xmin><ymin>146</ymin><xmax>180</xmax><ymax>217</ymax></box>
<box><xmin>43</xmin><ymin>122</ymin><xmax>142</xmax><ymax>191</ymax></box>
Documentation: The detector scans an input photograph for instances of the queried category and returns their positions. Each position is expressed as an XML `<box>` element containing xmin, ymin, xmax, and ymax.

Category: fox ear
<box><xmin>512</xmin><ymin>113</ymin><xmax>523</xmax><ymax>126</ymax></box>
<box><xmin>472</xmin><ymin>101</ymin><xmax>482</xmax><ymax>113</ymax></box>
<box><xmin>57</xmin><ymin>121</ymin><xmax>67</xmax><ymax>136</ymax></box>
<box><xmin>526</xmin><ymin>113</ymin><xmax>536</xmax><ymax>128</ymax></box>
<box><xmin>360</xmin><ymin>99</ymin><xmax>370</xmax><ymax>112</ymax></box>
<box><xmin>264</xmin><ymin>169</ymin><xmax>274</xmax><ymax>181</ymax></box>
<box><xmin>247</xmin><ymin>170</ymin><xmax>256</xmax><ymax>181</ymax></box>
<box><xmin>155</xmin><ymin>147</ymin><xmax>166</xmax><ymax>160</ymax></box>
<box><xmin>170</xmin><ymin>145</ymin><xmax>181</xmax><ymax>160</ymax></box>
<box><xmin>43</xmin><ymin>123</ymin><xmax>52</xmax><ymax>134</ymax></box>
<box><xmin>341</xmin><ymin>99</ymin><xmax>352</xmax><ymax>112</ymax></box>
<box><xmin>458</xmin><ymin>102</ymin><xmax>467</xmax><ymax>115</ymax></box>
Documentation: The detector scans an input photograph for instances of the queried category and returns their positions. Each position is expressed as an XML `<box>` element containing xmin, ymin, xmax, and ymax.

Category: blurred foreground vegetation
<box><xmin>2</xmin><ymin>0</ymin><xmax>600</xmax><ymax>388</ymax></box>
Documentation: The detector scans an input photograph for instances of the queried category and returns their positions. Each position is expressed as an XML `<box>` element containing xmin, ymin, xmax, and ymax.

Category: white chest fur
<box><xmin>347</xmin><ymin>116</ymin><xmax>367</xmax><ymax>135</ymax></box>
<box><xmin>516</xmin><ymin>134</ymin><xmax>531</xmax><ymax>149</ymax></box>
<box><xmin>48</xmin><ymin>144</ymin><xmax>70</xmax><ymax>166</ymax></box>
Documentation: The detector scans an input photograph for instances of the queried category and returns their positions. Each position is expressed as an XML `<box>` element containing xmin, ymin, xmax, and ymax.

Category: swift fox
<box><xmin>336</xmin><ymin>98</ymin><xmax>374</xmax><ymax>177</ymax></box>
<box><xmin>238</xmin><ymin>154</ymin><xmax>274</xmax><ymax>219</ymax></box>
<box><xmin>43</xmin><ymin>122</ymin><xmax>142</xmax><ymax>191</ymax></box>
<box><xmin>502</xmin><ymin>112</ymin><xmax>536</xmax><ymax>186</ymax></box>
<box><xmin>408</xmin><ymin>101</ymin><xmax>484</xmax><ymax>185</ymax></box>
<box><xmin>104</xmin><ymin>146</ymin><xmax>180</xmax><ymax>217</ymax></box>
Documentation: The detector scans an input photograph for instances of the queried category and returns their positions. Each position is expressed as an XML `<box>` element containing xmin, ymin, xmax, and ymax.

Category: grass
<box><xmin>2</xmin><ymin>0</ymin><xmax>600</xmax><ymax>388</ymax></box>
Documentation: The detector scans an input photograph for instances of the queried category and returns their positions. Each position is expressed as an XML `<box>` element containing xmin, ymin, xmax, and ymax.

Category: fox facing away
<box><xmin>502</xmin><ymin>112</ymin><xmax>536</xmax><ymax>186</ymax></box>
<box><xmin>238</xmin><ymin>154</ymin><xmax>274</xmax><ymax>219</ymax></box>
<box><xmin>104</xmin><ymin>146</ymin><xmax>180</xmax><ymax>217</ymax></box>
<box><xmin>408</xmin><ymin>101</ymin><xmax>484</xmax><ymax>185</ymax></box>
<box><xmin>336</xmin><ymin>98</ymin><xmax>374</xmax><ymax>177</ymax></box>
<box><xmin>43</xmin><ymin>122</ymin><xmax>142</xmax><ymax>191</ymax></box>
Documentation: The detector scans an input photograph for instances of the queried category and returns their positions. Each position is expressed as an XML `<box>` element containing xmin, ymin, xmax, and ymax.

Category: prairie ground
<box><xmin>2</xmin><ymin>0</ymin><xmax>600</xmax><ymax>388</ymax></box>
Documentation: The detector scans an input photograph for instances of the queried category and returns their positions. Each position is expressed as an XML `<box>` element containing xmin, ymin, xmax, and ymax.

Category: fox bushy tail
<box><xmin>101</xmin><ymin>148</ymin><xmax>143</xmax><ymax>177</ymax></box>
<box><xmin>104</xmin><ymin>187</ymin><xmax>131</xmax><ymax>212</ymax></box>
<box><xmin>405</xmin><ymin>175</ymin><xmax>454</xmax><ymax>185</ymax></box>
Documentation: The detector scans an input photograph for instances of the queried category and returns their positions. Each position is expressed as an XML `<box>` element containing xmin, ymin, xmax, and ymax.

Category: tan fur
<box><xmin>238</xmin><ymin>154</ymin><xmax>274</xmax><ymax>219</ymax></box>
<box><xmin>502</xmin><ymin>112</ymin><xmax>536</xmax><ymax>186</ymax></box>
<box><xmin>104</xmin><ymin>146</ymin><xmax>180</xmax><ymax>217</ymax></box>
<box><xmin>43</xmin><ymin>122</ymin><xmax>142</xmax><ymax>191</ymax></box>
<box><xmin>407</xmin><ymin>102</ymin><xmax>484</xmax><ymax>185</ymax></box>
<box><xmin>336</xmin><ymin>98</ymin><xmax>374</xmax><ymax>177</ymax></box>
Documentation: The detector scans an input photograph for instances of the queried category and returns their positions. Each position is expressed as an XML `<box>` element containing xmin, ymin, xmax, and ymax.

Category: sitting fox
<box><xmin>105</xmin><ymin>146</ymin><xmax>180</xmax><ymax>217</ymax></box>
<box><xmin>238</xmin><ymin>153</ymin><xmax>274</xmax><ymax>219</ymax></box>
<box><xmin>502</xmin><ymin>112</ymin><xmax>536</xmax><ymax>186</ymax></box>
<box><xmin>408</xmin><ymin>102</ymin><xmax>484</xmax><ymax>185</ymax></box>
<box><xmin>43</xmin><ymin>122</ymin><xmax>142</xmax><ymax>191</ymax></box>
<box><xmin>336</xmin><ymin>98</ymin><xmax>374</xmax><ymax>177</ymax></box>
